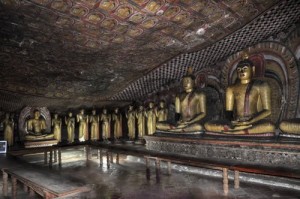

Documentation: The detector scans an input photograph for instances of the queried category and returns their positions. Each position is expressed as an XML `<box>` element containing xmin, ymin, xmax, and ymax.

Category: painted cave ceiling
<box><xmin>0</xmin><ymin>0</ymin><xmax>299</xmax><ymax>111</ymax></box>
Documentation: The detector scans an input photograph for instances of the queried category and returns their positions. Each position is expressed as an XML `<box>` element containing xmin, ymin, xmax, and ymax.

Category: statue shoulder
<box><xmin>253</xmin><ymin>79</ymin><xmax>270</xmax><ymax>89</ymax></box>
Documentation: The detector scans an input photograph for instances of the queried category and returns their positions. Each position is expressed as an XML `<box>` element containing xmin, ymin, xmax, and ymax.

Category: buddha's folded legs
<box><xmin>279</xmin><ymin>119</ymin><xmax>300</xmax><ymax>134</ymax></box>
<box><xmin>205</xmin><ymin>120</ymin><xmax>275</xmax><ymax>134</ymax></box>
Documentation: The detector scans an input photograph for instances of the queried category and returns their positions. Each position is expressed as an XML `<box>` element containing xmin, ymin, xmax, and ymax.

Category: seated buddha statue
<box><xmin>204</xmin><ymin>54</ymin><xmax>275</xmax><ymax>135</ymax></box>
<box><xmin>156</xmin><ymin>67</ymin><xmax>206</xmax><ymax>133</ymax></box>
<box><xmin>26</xmin><ymin>110</ymin><xmax>54</xmax><ymax>140</ymax></box>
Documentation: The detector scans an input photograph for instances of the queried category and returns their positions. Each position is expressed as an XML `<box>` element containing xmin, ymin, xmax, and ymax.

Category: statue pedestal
<box><xmin>24</xmin><ymin>140</ymin><xmax>58</xmax><ymax>148</ymax></box>
<box><xmin>144</xmin><ymin>134</ymin><xmax>300</xmax><ymax>169</ymax></box>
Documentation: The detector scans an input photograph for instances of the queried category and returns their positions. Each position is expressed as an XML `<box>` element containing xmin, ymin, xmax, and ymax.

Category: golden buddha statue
<box><xmin>112</xmin><ymin>107</ymin><xmax>122</xmax><ymax>139</ymax></box>
<box><xmin>77</xmin><ymin>109</ymin><xmax>89</xmax><ymax>142</ymax></box>
<box><xmin>100</xmin><ymin>108</ymin><xmax>111</xmax><ymax>141</ymax></box>
<box><xmin>156</xmin><ymin>68</ymin><xmax>206</xmax><ymax>133</ymax></box>
<box><xmin>279</xmin><ymin>119</ymin><xmax>300</xmax><ymax>135</ymax></box>
<box><xmin>136</xmin><ymin>105</ymin><xmax>146</xmax><ymax>138</ymax></box>
<box><xmin>65</xmin><ymin>112</ymin><xmax>75</xmax><ymax>143</ymax></box>
<box><xmin>126</xmin><ymin>105</ymin><xmax>136</xmax><ymax>140</ymax></box>
<box><xmin>145</xmin><ymin>102</ymin><xmax>156</xmax><ymax>135</ymax></box>
<box><xmin>90</xmin><ymin>109</ymin><xmax>100</xmax><ymax>141</ymax></box>
<box><xmin>52</xmin><ymin>113</ymin><xmax>62</xmax><ymax>142</ymax></box>
<box><xmin>204</xmin><ymin>54</ymin><xmax>275</xmax><ymax>135</ymax></box>
<box><xmin>156</xmin><ymin>101</ymin><xmax>168</xmax><ymax>122</ymax></box>
<box><xmin>26</xmin><ymin>110</ymin><xmax>54</xmax><ymax>140</ymax></box>
<box><xmin>1</xmin><ymin>113</ymin><xmax>14</xmax><ymax>147</ymax></box>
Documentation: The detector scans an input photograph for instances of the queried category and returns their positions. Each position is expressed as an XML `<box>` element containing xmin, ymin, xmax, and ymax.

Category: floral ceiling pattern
<box><xmin>0</xmin><ymin>0</ymin><xmax>299</xmax><ymax>110</ymax></box>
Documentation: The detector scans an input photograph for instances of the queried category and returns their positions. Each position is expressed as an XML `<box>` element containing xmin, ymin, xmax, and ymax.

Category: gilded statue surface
<box><xmin>156</xmin><ymin>69</ymin><xmax>206</xmax><ymax>133</ymax></box>
<box><xmin>100</xmin><ymin>108</ymin><xmax>111</xmax><ymax>140</ymax></box>
<box><xmin>145</xmin><ymin>102</ymin><xmax>156</xmax><ymax>135</ymax></box>
<box><xmin>1</xmin><ymin>113</ymin><xmax>14</xmax><ymax>146</ymax></box>
<box><xmin>156</xmin><ymin>101</ymin><xmax>168</xmax><ymax>122</ymax></box>
<box><xmin>112</xmin><ymin>108</ymin><xmax>122</xmax><ymax>139</ymax></box>
<box><xmin>77</xmin><ymin>109</ymin><xmax>89</xmax><ymax>142</ymax></box>
<box><xmin>52</xmin><ymin>113</ymin><xmax>62</xmax><ymax>142</ymax></box>
<box><xmin>26</xmin><ymin>110</ymin><xmax>54</xmax><ymax>140</ymax></box>
<box><xmin>279</xmin><ymin>118</ymin><xmax>300</xmax><ymax>134</ymax></box>
<box><xmin>65</xmin><ymin>112</ymin><xmax>75</xmax><ymax>143</ymax></box>
<box><xmin>136</xmin><ymin>105</ymin><xmax>146</xmax><ymax>138</ymax></box>
<box><xmin>204</xmin><ymin>54</ymin><xmax>275</xmax><ymax>134</ymax></box>
<box><xmin>90</xmin><ymin>110</ymin><xmax>100</xmax><ymax>141</ymax></box>
<box><xmin>126</xmin><ymin>105</ymin><xmax>136</xmax><ymax>140</ymax></box>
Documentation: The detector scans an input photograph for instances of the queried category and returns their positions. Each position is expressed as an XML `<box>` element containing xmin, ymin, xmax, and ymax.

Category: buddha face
<box><xmin>149</xmin><ymin>102</ymin><xmax>154</xmax><ymax>108</ymax></box>
<box><xmin>159</xmin><ymin>101</ymin><xmax>165</xmax><ymax>108</ymax></box>
<box><xmin>114</xmin><ymin>108</ymin><xmax>119</xmax><ymax>113</ymax></box>
<box><xmin>54</xmin><ymin>114</ymin><xmax>58</xmax><ymax>119</ymax></box>
<box><xmin>34</xmin><ymin>110</ymin><xmax>41</xmax><ymax>119</ymax></box>
<box><xmin>103</xmin><ymin>109</ymin><xmax>107</xmax><ymax>114</ymax></box>
<box><xmin>139</xmin><ymin>106</ymin><xmax>144</xmax><ymax>111</ymax></box>
<box><xmin>80</xmin><ymin>109</ymin><xmax>85</xmax><ymax>114</ymax></box>
<box><xmin>5</xmin><ymin>113</ymin><xmax>9</xmax><ymax>119</ymax></box>
<box><xmin>129</xmin><ymin>105</ymin><xmax>133</xmax><ymax>110</ymax></box>
<box><xmin>237</xmin><ymin>65</ymin><xmax>253</xmax><ymax>81</ymax></box>
<box><xmin>68</xmin><ymin>112</ymin><xmax>73</xmax><ymax>117</ymax></box>
<box><xmin>182</xmin><ymin>76</ymin><xmax>194</xmax><ymax>92</ymax></box>
<box><xmin>92</xmin><ymin>110</ymin><xmax>96</xmax><ymax>115</ymax></box>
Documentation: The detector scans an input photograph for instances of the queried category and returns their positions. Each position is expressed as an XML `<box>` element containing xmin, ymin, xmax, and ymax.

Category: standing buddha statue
<box><xmin>65</xmin><ymin>112</ymin><xmax>75</xmax><ymax>143</ymax></box>
<box><xmin>126</xmin><ymin>105</ymin><xmax>136</xmax><ymax>140</ymax></box>
<box><xmin>89</xmin><ymin>109</ymin><xmax>100</xmax><ymax>141</ymax></box>
<box><xmin>52</xmin><ymin>113</ymin><xmax>62</xmax><ymax>142</ymax></box>
<box><xmin>100</xmin><ymin>108</ymin><xmax>111</xmax><ymax>141</ymax></box>
<box><xmin>145</xmin><ymin>102</ymin><xmax>156</xmax><ymax>135</ymax></box>
<box><xmin>77</xmin><ymin>109</ymin><xmax>89</xmax><ymax>142</ymax></box>
<box><xmin>112</xmin><ymin>107</ymin><xmax>122</xmax><ymax>139</ymax></box>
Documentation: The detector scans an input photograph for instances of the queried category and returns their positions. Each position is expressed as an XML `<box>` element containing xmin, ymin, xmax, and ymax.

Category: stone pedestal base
<box><xmin>144</xmin><ymin>135</ymin><xmax>300</xmax><ymax>169</ymax></box>
<box><xmin>24</xmin><ymin>140</ymin><xmax>58</xmax><ymax>148</ymax></box>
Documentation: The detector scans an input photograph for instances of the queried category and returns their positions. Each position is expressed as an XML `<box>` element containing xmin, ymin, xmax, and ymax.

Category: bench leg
<box><xmin>54</xmin><ymin>149</ymin><xmax>57</xmax><ymax>163</ymax></box>
<box><xmin>44</xmin><ymin>151</ymin><xmax>48</xmax><ymax>165</ymax></box>
<box><xmin>234</xmin><ymin>170</ymin><xmax>240</xmax><ymax>189</ymax></box>
<box><xmin>116</xmin><ymin>153</ymin><xmax>119</xmax><ymax>164</ymax></box>
<box><xmin>97</xmin><ymin>149</ymin><xmax>100</xmax><ymax>159</ymax></box>
<box><xmin>145</xmin><ymin>157</ymin><xmax>150</xmax><ymax>180</ymax></box>
<box><xmin>12</xmin><ymin>177</ymin><xmax>17</xmax><ymax>199</ymax></box>
<box><xmin>100</xmin><ymin>149</ymin><xmax>103</xmax><ymax>166</ymax></box>
<box><xmin>2</xmin><ymin>171</ymin><xmax>8</xmax><ymax>196</ymax></box>
<box><xmin>86</xmin><ymin>146</ymin><xmax>89</xmax><ymax>161</ymax></box>
<box><xmin>110</xmin><ymin>152</ymin><xmax>114</xmax><ymax>163</ymax></box>
<box><xmin>223</xmin><ymin>168</ymin><xmax>229</xmax><ymax>195</ymax></box>
<box><xmin>155</xmin><ymin>158</ymin><xmax>160</xmax><ymax>183</ymax></box>
<box><xmin>49</xmin><ymin>150</ymin><xmax>53</xmax><ymax>168</ymax></box>
<box><xmin>107</xmin><ymin>151</ymin><xmax>110</xmax><ymax>168</ymax></box>
<box><xmin>167</xmin><ymin>161</ymin><xmax>172</xmax><ymax>175</ymax></box>
<box><xmin>58</xmin><ymin>148</ymin><xmax>62</xmax><ymax>168</ymax></box>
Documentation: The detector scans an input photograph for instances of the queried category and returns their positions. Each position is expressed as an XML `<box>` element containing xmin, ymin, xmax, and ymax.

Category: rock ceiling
<box><xmin>0</xmin><ymin>0</ymin><xmax>299</xmax><ymax>111</ymax></box>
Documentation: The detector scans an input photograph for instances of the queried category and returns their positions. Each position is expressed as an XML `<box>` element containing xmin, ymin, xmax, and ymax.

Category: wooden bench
<box><xmin>89</xmin><ymin>143</ymin><xmax>300</xmax><ymax>195</ymax></box>
<box><xmin>2</xmin><ymin>167</ymin><xmax>91</xmax><ymax>199</ymax></box>
<box><xmin>143</xmin><ymin>155</ymin><xmax>300</xmax><ymax>195</ymax></box>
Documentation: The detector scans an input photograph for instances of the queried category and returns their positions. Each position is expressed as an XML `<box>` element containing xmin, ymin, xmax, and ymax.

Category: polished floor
<box><xmin>1</xmin><ymin>147</ymin><xmax>300</xmax><ymax>199</ymax></box>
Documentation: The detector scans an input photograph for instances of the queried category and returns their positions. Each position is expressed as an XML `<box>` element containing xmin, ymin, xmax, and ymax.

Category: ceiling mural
<box><xmin>0</xmin><ymin>0</ymin><xmax>299</xmax><ymax>110</ymax></box>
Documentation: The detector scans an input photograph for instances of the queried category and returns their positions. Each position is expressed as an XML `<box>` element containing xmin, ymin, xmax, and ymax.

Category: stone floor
<box><xmin>1</xmin><ymin>147</ymin><xmax>300</xmax><ymax>199</ymax></box>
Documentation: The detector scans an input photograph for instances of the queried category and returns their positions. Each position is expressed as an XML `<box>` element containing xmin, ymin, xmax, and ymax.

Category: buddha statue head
<box><xmin>129</xmin><ymin>105</ymin><xmax>134</xmax><ymax>111</ymax></box>
<box><xmin>159</xmin><ymin>101</ymin><xmax>165</xmax><ymax>108</ymax></box>
<box><xmin>103</xmin><ymin>108</ymin><xmax>107</xmax><ymax>114</ymax></box>
<box><xmin>68</xmin><ymin>112</ymin><xmax>73</xmax><ymax>117</ymax></box>
<box><xmin>236</xmin><ymin>53</ymin><xmax>255</xmax><ymax>84</ymax></box>
<box><xmin>139</xmin><ymin>105</ymin><xmax>144</xmax><ymax>111</ymax></box>
<box><xmin>53</xmin><ymin>113</ymin><xmax>58</xmax><ymax>119</ymax></box>
<box><xmin>114</xmin><ymin>107</ymin><xmax>119</xmax><ymax>114</ymax></box>
<box><xmin>92</xmin><ymin>109</ymin><xmax>96</xmax><ymax>115</ymax></box>
<box><xmin>149</xmin><ymin>102</ymin><xmax>154</xmax><ymax>109</ymax></box>
<box><xmin>182</xmin><ymin>67</ymin><xmax>196</xmax><ymax>93</ymax></box>
<box><xmin>80</xmin><ymin>109</ymin><xmax>85</xmax><ymax>115</ymax></box>
<box><xmin>33</xmin><ymin>110</ymin><xmax>41</xmax><ymax>120</ymax></box>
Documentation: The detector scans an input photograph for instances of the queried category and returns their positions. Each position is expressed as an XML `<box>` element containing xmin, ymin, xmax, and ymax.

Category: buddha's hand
<box><xmin>176</xmin><ymin>120</ymin><xmax>189</xmax><ymax>128</ymax></box>
<box><xmin>232</xmin><ymin>120</ymin><xmax>251</xmax><ymax>126</ymax></box>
